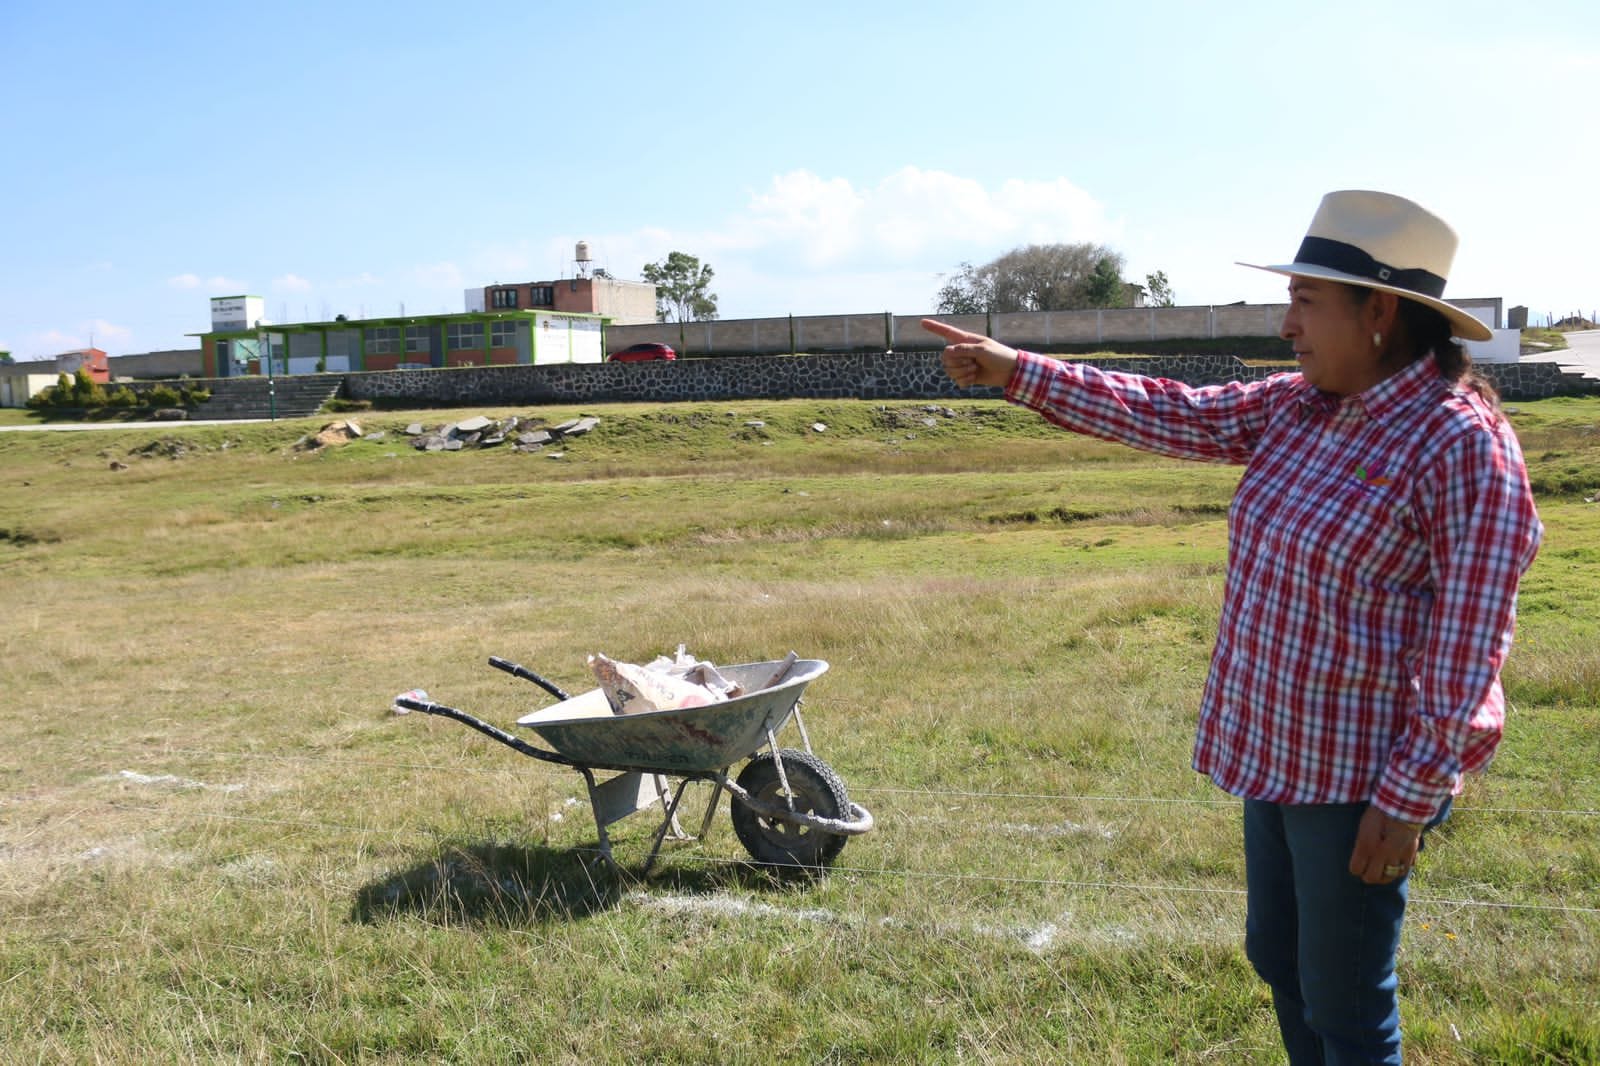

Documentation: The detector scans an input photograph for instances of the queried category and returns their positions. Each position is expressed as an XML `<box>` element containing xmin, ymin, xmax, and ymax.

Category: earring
<box><xmin>1373</xmin><ymin>331</ymin><xmax>1383</xmax><ymax>348</ymax></box>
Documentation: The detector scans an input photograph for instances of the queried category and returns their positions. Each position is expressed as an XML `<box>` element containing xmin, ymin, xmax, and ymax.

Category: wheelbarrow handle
<box><xmin>395</xmin><ymin>694</ymin><xmax>573</xmax><ymax>767</ymax></box>
<box><xmin>488</xmin><ymin>656</ymin><xmax>572</xmax><ymax>702</ymax></box>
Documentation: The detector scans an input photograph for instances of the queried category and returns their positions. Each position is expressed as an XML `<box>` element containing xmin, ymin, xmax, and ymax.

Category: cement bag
<box><xmin>589</xmin><ymin>652</ymin><xmax>727</xmax><ymax>715</ymax></box>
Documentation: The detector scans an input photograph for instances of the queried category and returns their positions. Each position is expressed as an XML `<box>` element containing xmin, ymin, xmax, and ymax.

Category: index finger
<box><xmin>920</xmin><ymin>317</ymin><xmax>986</xmax><ymax>345</ymax></box>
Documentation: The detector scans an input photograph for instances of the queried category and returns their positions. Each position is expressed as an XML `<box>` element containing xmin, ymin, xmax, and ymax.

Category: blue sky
<box><xmin>2</xmin><ymin>0</ymin><xmax>1595</xmax><ymax>359</ymax></box>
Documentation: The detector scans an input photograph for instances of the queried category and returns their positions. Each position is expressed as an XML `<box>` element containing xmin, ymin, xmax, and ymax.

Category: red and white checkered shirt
<box><xmin>1006</xmin><ymin>350</ymin><xmax>1542</xmax><ymax>821</ymax></box>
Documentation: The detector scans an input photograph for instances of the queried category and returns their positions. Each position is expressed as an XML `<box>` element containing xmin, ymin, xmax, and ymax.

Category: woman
<box><xmin>927</xmin><ymin>190</ymin><xmax>1542</xmax><ymax>1064</ymax></box>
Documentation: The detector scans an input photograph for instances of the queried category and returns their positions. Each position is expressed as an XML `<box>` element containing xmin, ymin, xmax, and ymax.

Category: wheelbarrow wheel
<box><xmin>731</xmin><ymin>749</ymin><xmax>851</xmax><ymax>870</ymax></box>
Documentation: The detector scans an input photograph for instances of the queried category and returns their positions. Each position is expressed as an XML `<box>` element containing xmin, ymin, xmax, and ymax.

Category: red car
<box><xmin>609</xmin><ymin>342</ymin><xmax>677</xmax><ymax>363</ymax></box>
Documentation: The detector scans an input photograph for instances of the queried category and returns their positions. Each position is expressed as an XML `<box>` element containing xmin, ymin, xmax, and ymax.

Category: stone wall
<box><xmin>341</xmin><ymin>350</ymin><xmax>1595</xmax><ymax>408</ymax></box>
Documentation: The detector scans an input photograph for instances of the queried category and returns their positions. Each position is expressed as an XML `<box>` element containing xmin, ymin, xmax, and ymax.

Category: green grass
<box><xmin>1521</xmin><ymin>327</ymin><xmax>1571</xmax><ymax>351</ymax></box>
<box><xmin>2</xmin><ymin>397</ymin><xmax>1598</xmax><ymax>1063</ymax></box>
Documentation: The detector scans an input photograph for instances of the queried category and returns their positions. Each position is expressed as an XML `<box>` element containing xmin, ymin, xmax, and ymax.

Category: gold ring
<box><xmin>1382</xmin><ymin>863</ymin><xmax>1407</xmax><ymax>877</ymax></box>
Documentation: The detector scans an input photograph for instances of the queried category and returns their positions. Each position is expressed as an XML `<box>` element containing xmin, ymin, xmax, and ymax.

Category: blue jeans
<box><xmin>1242</xmin><ymin>799</ymin><xmax>1449</xmax><ymax>1065</ymax></box>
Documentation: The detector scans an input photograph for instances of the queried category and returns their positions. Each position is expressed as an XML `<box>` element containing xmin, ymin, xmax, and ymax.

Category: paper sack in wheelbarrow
<box><xmin>392</xmin><ymin>654</ymin><xmax>872</xmax><ymax>874</ymax></box>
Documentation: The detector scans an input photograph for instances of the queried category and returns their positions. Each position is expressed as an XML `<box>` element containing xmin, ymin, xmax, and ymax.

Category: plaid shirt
<box><xmin>1006</xmin><ymin>351</ymin><xmax>1542</xmax><ymax>821</ymax></box>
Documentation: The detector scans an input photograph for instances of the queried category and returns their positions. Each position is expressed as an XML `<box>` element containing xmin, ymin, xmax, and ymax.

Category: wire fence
<box><xmin>22</xmin><ymin>739</ymin><xmax>1596</xmax><ymax>920</ymax></box>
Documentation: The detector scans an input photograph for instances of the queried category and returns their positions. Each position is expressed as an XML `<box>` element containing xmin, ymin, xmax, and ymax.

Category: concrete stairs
<box><xmin>195</xmin><ymin>375</ymin><xmax>345</xmax><ymax>420</ymax></box>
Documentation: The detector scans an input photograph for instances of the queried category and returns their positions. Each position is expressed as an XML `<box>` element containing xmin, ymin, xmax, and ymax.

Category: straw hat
<box><xmin>1239</xmin><ymin>190</ymin><xmax>1492</xmax><ymax>341</ymax></box>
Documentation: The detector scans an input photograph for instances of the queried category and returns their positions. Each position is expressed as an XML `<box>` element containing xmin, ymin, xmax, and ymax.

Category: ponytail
<box><xmin>1395</xmin><ymin>298</ymin><xmax>1500</xmax><ymax>409</ymax></box>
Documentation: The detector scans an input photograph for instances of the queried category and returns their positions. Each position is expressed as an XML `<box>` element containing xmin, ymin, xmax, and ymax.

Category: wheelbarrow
<box><xmin>393</xmin><ymin>655</ymin><xmax>872</xmax><ymax>874</ymax></box>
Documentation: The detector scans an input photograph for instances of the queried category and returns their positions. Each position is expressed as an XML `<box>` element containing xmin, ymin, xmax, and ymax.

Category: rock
<box><xmin>547</xmin><ymin>451</ymin><xmax>564</xmax><ymax>460</ymax></box>
<box><xmin>811</xmin><ymin>422</ymin><xmax>827</xmax><ymax>433</ymax></box>
<box><xmin>366</xmin><ymin>431</ymin><xmax>387</xmax><ymax>442</ymax></box>
<box><xmin>454</xmin><ymin>415</ymin><xmax>493</xmax><ymax>434</ymax></box>
<box><xmin>423</xmin><ymin>438</ymin><xmax>446</xmax><ymax>452</ymax></box>
<box><xmin>462</xmin><ymin>432</ymin><xmax>482</xmax><ymax>446</ymax></box>
<box><xmin>444</xmin><ymin>439</ymin><xmax>464</xmax><ymax>451</ymax></box>
<box><xmin>921</xmin><ymin>417</ymin><xmax>938</xmax><ymax>428</ymax></box>
<box><xmin>343</xmin><ymin>420</ymin><xmax>363</xmax><ymax>437</ymax></box>
<box><xmin>518</xmin><ymin>430</ymin><xmax>553</xmax><ymax>446</ymax></box>
<box><xmin>109</xmin><ymin>460</ymin><xmax>128</xmax><ymax>471</ymax></box>
<box><xmin>551</xmin><ymin>419</ymin><xmax>581</xmax><ymax>435</ymax></box>
<box><xmin>153</xmin><ymin>408</ymin><xmax>187</xmax><ymax>421</ymax></box>
<box><xmin>480</xmin><ymin>434</ymin><xmax>505</xmax><ymax>447</ymax></box>
<box><xmin>744</xmin><ymin>420</ymin><xmax>766</xmax><ymax>429</ymax></box>
<box><xmin>564</xmin><ymin>416</ymin><xmax>600</xmax><ymax>437</ymax></box>
<box><xmin>405</xmin><ymin>423</ymin><xmax>424</xmax><ymax>436</ymax></box>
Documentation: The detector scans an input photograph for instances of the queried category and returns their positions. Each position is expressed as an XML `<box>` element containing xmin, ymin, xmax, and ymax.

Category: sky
<box><xmin>1</xmin><ymin>0</ymin><xmax>1596</xmax><ymax>360</ymax></box>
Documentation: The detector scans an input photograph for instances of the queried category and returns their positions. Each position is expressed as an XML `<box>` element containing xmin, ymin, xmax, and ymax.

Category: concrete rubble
<box><xmin>403</xmin><ymin>414</ymin><xmax>602</xmax><ymax>454</ymax></box>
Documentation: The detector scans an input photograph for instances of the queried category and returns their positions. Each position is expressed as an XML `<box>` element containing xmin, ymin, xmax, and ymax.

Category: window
<box><xmin>365</xmin><ymin>326</ymin><xmax>400</xmax><ymax>354</ymax></box>
<box><xmin>491</xmin><ymin>288</ymin><xmax>519</xmax><ymax>309</ymax></box>
<box><xmin>405</xmin><ymin>326</ymin><xmax>430</xmax><ymax>353</ymax></box>
<box><xmin>446</xmin><ymin>323</ymin><xmax>484</xmax><ymax>350</ymax></box>
<box><xmin>491</xmin><ymin>321</ymin><xmax>517</xmax><ymax>348</ymax></box>
<box><xmin>529</xmin><ymin>286</ymin><xmax>554</xmax><ymax>306</ymax></box>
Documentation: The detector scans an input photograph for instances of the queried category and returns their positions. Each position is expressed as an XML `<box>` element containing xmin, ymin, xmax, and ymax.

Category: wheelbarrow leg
<box><xmin>578</xmin><ymin>767</ymin><xmax>622</xmax><ymax>873</ymax></box>
<box><xmin>696</xmin><ymin>773</ymin><xmax>730</xmax><ymax>842</ymax></box>
<box><xmin>640</xmin><ymin>777</ymin><xmax>696</xmax><ymax>876</ymax></box>
<box><xmin>653</xmin><ymin>774</ymin><xmax>690</xmax><ymax>841</ymax></box>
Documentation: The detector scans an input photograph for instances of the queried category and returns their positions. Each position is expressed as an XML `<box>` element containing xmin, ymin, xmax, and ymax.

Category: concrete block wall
<box><xmin>606</xmin><ymin>303</ymin><xmax>1304</xmax><ymax>356</ymax></box>
<box><xmin>341</xmin><ymin>350</ymin><xmax>1591</xmax><ymax>410</ymax></box>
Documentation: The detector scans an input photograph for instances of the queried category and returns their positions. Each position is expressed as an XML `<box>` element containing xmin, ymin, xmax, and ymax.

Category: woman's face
<box><xmin>1280</xmin><ymin>277</ymin><xmax>1385</xmax><ymax>396</ymax></box>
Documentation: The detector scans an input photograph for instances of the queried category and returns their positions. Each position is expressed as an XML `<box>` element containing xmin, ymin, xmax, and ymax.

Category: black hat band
<box><xmin>1294</xmin><ymin>236</ymin><xmax>1447</xmax><ymax>299</ymax></box>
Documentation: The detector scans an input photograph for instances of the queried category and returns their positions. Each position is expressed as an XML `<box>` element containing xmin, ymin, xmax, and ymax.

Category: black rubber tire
<box><xmin>730</xmin><ymin>749</ymin><xmax>852</xmax><ymax>870</ymax></box>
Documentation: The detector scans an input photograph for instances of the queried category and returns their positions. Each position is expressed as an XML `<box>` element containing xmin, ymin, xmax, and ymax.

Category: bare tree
<box><xmin>935</xmin><ymin>243</ymin><xmax>1129</xmax><ymax>313</ymax></box>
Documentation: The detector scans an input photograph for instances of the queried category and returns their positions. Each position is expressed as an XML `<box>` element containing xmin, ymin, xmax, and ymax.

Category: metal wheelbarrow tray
<box><xmin>394</xmin><ymin>656</ymin><xmax>872</xmax><ymax>874</ymax></box>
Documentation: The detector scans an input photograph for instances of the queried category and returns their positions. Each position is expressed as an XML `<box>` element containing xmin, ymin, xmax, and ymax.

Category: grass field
<box><xmin>2</xmin><ymin>396</ymin><xmax>1598</xmax><ymax>1063</ymax></box>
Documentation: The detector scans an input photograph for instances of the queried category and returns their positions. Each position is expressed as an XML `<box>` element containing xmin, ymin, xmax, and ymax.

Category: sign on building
<box><xmin>210</xmin><ymin>295</ymin><xmax>266</xmax><ymax>333</ymax></box>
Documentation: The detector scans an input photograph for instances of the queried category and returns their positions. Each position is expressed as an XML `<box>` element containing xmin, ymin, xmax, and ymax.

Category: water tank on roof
<box><xmin>575</xmin><ymin>241</ymin><xmax>591</xmax><ymax>264</ymax></box>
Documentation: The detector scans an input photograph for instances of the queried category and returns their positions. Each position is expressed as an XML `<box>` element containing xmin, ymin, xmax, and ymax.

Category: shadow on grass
<box><xmin>351</xmin><ymin>841</ymin><xmax>625</xmax><ymax>926</ymax></box>
<box><xmin>352</xmin><ymin>836</ymin><xmax>834</xmax><ymax>927</ymax></box>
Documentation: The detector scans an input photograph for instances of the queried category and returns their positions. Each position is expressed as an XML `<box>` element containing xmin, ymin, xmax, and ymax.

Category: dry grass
<box><xmin>1</xmin><ymin>398</ymin><xmax>1596</xmax><ymax>1063</ymax></box>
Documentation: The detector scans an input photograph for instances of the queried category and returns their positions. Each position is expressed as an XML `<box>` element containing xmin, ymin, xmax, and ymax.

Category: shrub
<box><xmin>146</xmin><ymin>384</ymin><xmax>182</xmax><ymax>408</ymax></box>
<box><xmin>181</xmin><ymin>387</ymin><xmax>211</xmax><ymax>406</ymax></box>
<box><xmin>27</xmin><ymin>373</ymin><xmax>74</xmax><ymax>409</ymax></box>
<box><xmin>71</xmin><ymin>368</ymin><xmax>108</xmax><ymax>407</ymax></box>
<box><xmin>108</xmin><ymin>387</ymin><xmax>138</xmax><ymax>408</ymax></box>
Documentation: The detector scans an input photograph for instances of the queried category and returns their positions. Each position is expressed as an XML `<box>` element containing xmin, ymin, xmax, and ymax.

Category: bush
<box><xmin>181</xmin><ymin>387</ymin><xmax>211</xmax><ymax>406</ymax></box>
<box><xmin>145</xmin><ymin>385</ymin><xmax>182</xmax><ymax>408</ymax></box>
<box><xmin>108</xmin><ymin>387</ymin><xmax>138</xmax><ymax>408</ymax></box>
<box><xmin>26</xmin><ymin>373</ymin><xmax>74</xmax><ymax>409</ymax></box>
<box><xmin>71</xmin><ymin>368</ymin><xmax>108</xmax><ymax>408</ymax></box>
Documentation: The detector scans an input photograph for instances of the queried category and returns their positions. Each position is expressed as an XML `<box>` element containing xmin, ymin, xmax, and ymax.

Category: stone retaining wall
<box><xmin>341</xmin><ymin>351</ymin><xmax>1594</xmax><ymax>408</ymax></box>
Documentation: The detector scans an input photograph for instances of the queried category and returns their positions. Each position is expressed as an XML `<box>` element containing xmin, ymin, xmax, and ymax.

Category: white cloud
<box><xmin>168</xmin><ymin>273</ymin><xmax>246</xmax><ymax>292</ymax></box>
<box><xmin>17</xmin><ymin>319</ymin><xmax>133</xmax><ymax>357</ymax></box>
<box><xmin>573</xmin><ymin>167</ymin><xmax>1121</xmax><ymax>315</ymax></box>
<box><xmin>333</xmin><ymin>272</ymin><xmax>382</xmax><ymax>288</ymax></box>
<box><xmin>741</xmin><ymin>170</ymin><xmax>866</xmax><ymax>265</ymax></box>
<box><xmin>724</xmin><ymin>167</ymin><xmax>1117</xmax><ymax>271</ymax></box>
<box><xmin>271</xmin><ymin>273</ymin><xmax>312</xmax><ymax>292</ymax></box>
<box><xmin>87</xmin><ymin>319</ymin><xmax>133</xmax><ymax>343</ymax></box>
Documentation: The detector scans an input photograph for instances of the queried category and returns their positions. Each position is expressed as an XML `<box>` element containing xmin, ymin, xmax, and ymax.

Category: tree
<box><xmin>934</xmin><ymin>242</ymin><xmax>1129</xmax><ymax>313</ymax></box>
<box><xmin>1144</xmin><ymin>270</ymin><xmax>1175</xmax><ymax>307</ymax></box>
<box><xmin>934</xmin><ymin>262</ymin><xmax>992</xmax><ymax>315</ymax></box>
<box><xmin>0</xmin><ymin>350</ymin><xmax>13</xmax><ymax>365</ymax></box>
<box><xmin>1080</xmin><ymin>256</ymin><xmax>1127</xmax><ymax>308</ymax></box>
<box><xmin>640</xmin><ymin>251</ymin><xmax>719</xmax><ymax>322</ymax></box>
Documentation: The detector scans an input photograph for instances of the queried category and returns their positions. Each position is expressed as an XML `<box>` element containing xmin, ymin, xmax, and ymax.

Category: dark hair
<box><xmin>1346</xmin><ymin>285</ymin><xmax>1499</xmax><ymax>407</ymax></box>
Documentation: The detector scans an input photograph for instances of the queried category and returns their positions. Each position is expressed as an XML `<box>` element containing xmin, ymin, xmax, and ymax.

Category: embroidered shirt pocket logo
<box><xmin>1353</xmin><ymin>463</ymin><xmax>1393</xmax><ymax>491</ymax></box>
